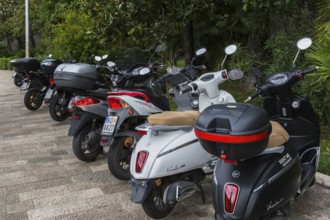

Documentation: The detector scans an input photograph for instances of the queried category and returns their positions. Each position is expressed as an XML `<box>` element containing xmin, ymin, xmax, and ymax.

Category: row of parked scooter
<box><xmin>11</xmin><ymin>38</ymin><xmax>321</xmax><ymax>220</ymax></box>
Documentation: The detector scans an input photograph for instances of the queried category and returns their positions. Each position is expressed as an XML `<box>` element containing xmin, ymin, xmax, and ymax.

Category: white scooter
<box><xmin>102</xmin><ymin>48</ymin><xmax>207</xmax><ymax>180</ymax></box>
<box><xmin>130</xmin><ymin>45</ymin><xmax>243</xmax><ymax>219</ymax></box>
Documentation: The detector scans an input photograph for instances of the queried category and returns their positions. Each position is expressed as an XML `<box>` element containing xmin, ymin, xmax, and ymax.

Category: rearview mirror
<box><xmin>225</xmin><ymin>45</ymin><xmax>237</xmax><ymax>55</ymax></box>
<box><xmin>139</xmin><ymin>67</ymin><xmax>150</xmax><ymax>75</ymax></box>
<box><xmin>195</xmin><ymin>48</ymin><xmax>207</xmax><ymax>57</ymax></box>
<box><xmin>95</xmin><ymin>56</ymin><xmax>101</xmax><ymax>61</ymax></box>
<box><xmin>102</xmin><ymin>54</ymin><xmax>109</xmax><ymax>60</ymax></box>
<box><xmin>155</xmin><ymin>44</ymin><xmax>166</xmax><ymax>53</ymax></box>
<box><xmin>107</xmin><ymin>61</ymin><xmax>116</xmax><ymax>68</ymax></box>
<box><xmin>293</xmin><ymin>37</ymin><xmax>313</xmax><ymax>67</ymax></box>
<box><xmin>220</xmin><ymin>44</ymin><xmax>237</xmax><ymax>69</ymax></box>
<box><xmin>297</xmin><ymin>38</ymin><xmax>312</xmax><ymax>50</ymax></box>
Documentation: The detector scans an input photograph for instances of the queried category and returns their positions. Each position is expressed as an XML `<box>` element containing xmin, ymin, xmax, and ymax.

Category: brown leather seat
<box><xmin>267</xmin><ymin>121</ymin><xmax>289</xmax><ymax>148</ymax></box>
<box><xmin>148</xmin><ymin>113</ymin><xmax>289</xmax><ymax>148</ymax></box>
<box><xmin>148</xmin><ymin>111</ymin><xmax>200</xmax><ymax>126</ymax></box>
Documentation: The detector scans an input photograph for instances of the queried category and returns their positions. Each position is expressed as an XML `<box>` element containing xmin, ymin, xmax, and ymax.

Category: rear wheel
<box><xmin>24</xmin><ymin>87</ymin><xmax>44</xmax><ymax>110</ymax></box>
<box><xmin>72</xmin><ymin>124</ymin><xmax>102</xmax><ymax>162</ymax></box>
<box><xmin>14</xmin><ymin>74</ymin><xmax>23</xmax><ymax>87</ymax></box>
<box><xmin>142</xmin><ymin>183</ymin><xmax>174</xmax><ymax>219</ymax></box>
<box><xmin>108</xmin><ymin>135</ymin><xmax>141</xmax><ymax>180</ymax></box>
<box><xmin>49</xmin><ymin>94</ymin><xmax>71</xmax><ymax>122</ymax></box>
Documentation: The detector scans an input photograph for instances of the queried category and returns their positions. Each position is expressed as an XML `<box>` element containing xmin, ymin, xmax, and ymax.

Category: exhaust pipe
<box><xmin>163</xmin><ymin>181</ymin><xmax>200</xmax><ymax>207</ymax></box>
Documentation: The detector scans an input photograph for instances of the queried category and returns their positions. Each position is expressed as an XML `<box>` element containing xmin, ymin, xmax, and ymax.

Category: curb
<box><xmin>316</xmin><ymin>172</ymin><xmax>330</xmax><ymax>188</ymax></box>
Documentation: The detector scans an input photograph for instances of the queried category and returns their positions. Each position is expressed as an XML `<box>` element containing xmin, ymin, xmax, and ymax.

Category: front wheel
<box><xmin>49</xmin><ymin>94</ymin><xmax>71</xmax><ymax>122</ymax></box>
<box><xmin>72</xmin><ymin>124</ymin><xmax>103</xmax><ymax>162</ymax></box>
<box><xmin>24</xmin><ymin>87</ymin><xmax>44</xmax><ymax>110</ymax></box>
<box><xmin>107</xmin><ymin>135</ymin><xmax>141</xmax><ymax>180</ymax></box>
<box><xmin>142</xmin><ymin>185</ymin><xmax>174</xmax><ymax>219</ymax></box>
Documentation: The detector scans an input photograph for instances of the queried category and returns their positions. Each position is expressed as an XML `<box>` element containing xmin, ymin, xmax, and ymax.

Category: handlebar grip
<box><xmin>245</xmin><ymin>90</ymin><xmax>262</xmax><ymax>102</ymax></box>
<box><xmin>302</xmin><ymin>67</ymin><xmax>318</xmax><ymax>75</ymax></box>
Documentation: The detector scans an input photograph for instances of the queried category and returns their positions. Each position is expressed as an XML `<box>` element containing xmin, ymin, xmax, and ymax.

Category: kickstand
<box><xmin>198</xmin><ymin>184</ymin><xmax>205</xmax><ymax>203</ymax></box>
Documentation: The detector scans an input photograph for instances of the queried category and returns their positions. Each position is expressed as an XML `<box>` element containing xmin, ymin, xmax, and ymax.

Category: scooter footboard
<box><xmin>213</xmin><ymin>146</ymin><xmax>301</xmax><ymax>219</ymax></box>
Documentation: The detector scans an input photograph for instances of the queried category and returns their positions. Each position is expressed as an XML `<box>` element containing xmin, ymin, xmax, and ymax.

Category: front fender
<box><xmin>131</xmin><ymin>178</ymin><xmax>154</xmax><ymax>204</ymax></box>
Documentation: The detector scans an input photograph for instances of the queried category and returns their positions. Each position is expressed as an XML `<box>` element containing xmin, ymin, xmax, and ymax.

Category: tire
<box><xmin>49</xmin><ymin>94</ymin><xmax>71</xmax><ymax>122</ymax></box>
<box><xmin>14</xmin><ymin>75</ymin><xmax>23</xmax><ymax>87</ymax></box>
<box><xmin>107</xmin><ymin>135</ymin><xmax>141</xmax><ymax>180</ymax></box>
<box><xmin>72</xmin><ymin>124</ymin><xmax>102</xmax><ymax>162</ymax></box>
<box><xmin>142</xmin><ymin>185</ymin><xmax>174</xmax><ymax>219</ymax></box>
<box><xmin>23</xmin><ymin>87</ymin><xmax>44</xmax><ymax>110</ymax></box>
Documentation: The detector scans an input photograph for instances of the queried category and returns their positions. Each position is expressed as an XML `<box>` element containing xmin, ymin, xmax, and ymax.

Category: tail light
<box><xmin>106</xmin><ymin>97</ymin><xmax>129</xmax><ymax>109</ymax></box>
<box><xmin>136</xmin><ymin>130</ymin><xmax>147</xmax><ymax>136</ymax></box>
<box><xmin>49</xmin><ymin>78</ymin><xmax>56</xmax><ymax>85</ymax></box>
<box><xmin>135</xmin><ymin>151</ymin><xmax>148</xmax><ymax>173</ymax></box>
<box><xmin>72</xmin><ymin>96</ymin><xmax>101</xmax><ymax>107</ymax></box>
<box><xmin>224</xmin><ymin>183</ymin><xmax>240</xmax><ymax>214</ymax></box>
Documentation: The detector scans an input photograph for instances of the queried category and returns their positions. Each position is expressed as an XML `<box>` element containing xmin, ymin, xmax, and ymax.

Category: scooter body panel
<box><xmin>114</xmin><ymin>95</ymin><xmax>162</xmax><ymax>115</ymax></box>
<box><xmin>199</xmin><ymin>90</ymin><xmax>236</xmax><ymax>112</ymax></box>
<box><xmin>131</xmin><ymin>128</ymin><xmax>214</xmax><ymax>179</ymax></box>
<box><xmin>264</xmin><ymin>96</ymin><xmax>320</xmax><ymax>153</ymax></box>
<box><xmin>213</xmin><ymin>145</ymin><xmax>301</xmax><ymax>220</ymax></box>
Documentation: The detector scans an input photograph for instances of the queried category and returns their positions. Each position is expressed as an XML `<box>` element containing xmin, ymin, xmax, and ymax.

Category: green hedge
<box><xmin>0</xmin><ymin>57</ymin><xmax>15</xmax><ymax>70</ymax></box>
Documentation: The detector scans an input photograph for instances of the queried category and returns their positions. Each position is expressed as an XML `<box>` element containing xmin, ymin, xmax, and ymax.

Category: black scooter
<box><xmin>194</xmin><ymin>37</ymin><xmax>320</xmax><ymax>219</ymax></box>
<box><xmin>10</xmin><ymin>56</ymin><xmax>63</xmax><ymax>110</ymax></box>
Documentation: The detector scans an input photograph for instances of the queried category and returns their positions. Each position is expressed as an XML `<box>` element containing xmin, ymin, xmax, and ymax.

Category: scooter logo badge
<box><xmin>278</xmin><ymin>153</ymin><xmax>292</xmax><ymax>167</ymax></box>
<box><xmin>232</xmin><ymin>170</ymin><xmax>240</xmax><ymax>178</ymax></box>
<box><xmin>267</xmin><ymin>198</ymin><xmax>284</xmax><ymax>211</ymax></box>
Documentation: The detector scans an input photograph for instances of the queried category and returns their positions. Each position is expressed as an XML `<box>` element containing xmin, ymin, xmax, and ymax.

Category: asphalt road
<box><xmin>0</xmin><ymin>70</ymin><xmax>329</xmax><ymax>220</ymax></box>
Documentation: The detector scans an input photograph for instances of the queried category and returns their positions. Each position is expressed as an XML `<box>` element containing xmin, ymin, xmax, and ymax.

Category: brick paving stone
<box><xmin>1</xmin><ymin>70</ymin><xmax>330</xmax><ymax>220</ymax></box>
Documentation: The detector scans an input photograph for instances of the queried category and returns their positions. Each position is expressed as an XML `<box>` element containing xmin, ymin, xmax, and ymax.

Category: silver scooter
<box><xmin>130</xmin><ymin>45</ymin><xmax>243</xmax><ymax>219</ymax></box>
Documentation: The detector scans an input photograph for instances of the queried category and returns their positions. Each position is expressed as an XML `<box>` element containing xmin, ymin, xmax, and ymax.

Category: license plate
<box><xmin>68</xmin><ymin>97</ymin><xmax>74</xmax><ymax>112</ymax></box>
<box><xmin>20</xmin><ymin>81</ymin><xmax>30</xmax><ymax>91</ymax></box>
<box><xmin>44</xmin><ymin>88</ymin><xmax>53</xmax><ymax>100</ymax></box>
<box><xmin>102</xmin><ymin>116</ymin><xmax>118</xmax><ymax>136</ymax></box>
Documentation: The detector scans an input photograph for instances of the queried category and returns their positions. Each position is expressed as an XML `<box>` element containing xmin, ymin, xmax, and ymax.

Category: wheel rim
<box><xmin>29</xmin><ymin>91</ymin><xmax>42</xmax><ymax>108</ymax></box>
<box><xmin>152</xmin><ymin>188</ymin><xmax>169</xmax><ymax>211</ymax></box>
<box><xmin>54</xmin><ymin>98</ymin><xmax>68</xmax><ymax>116</ymax></box>
<box><xmin>81</xmin><ymin>132</ymin><xmax>100</xmax><ymax>155</ymax></box>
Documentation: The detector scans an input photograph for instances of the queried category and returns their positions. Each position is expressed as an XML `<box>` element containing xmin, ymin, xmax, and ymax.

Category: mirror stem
<box><xmin>220</xmin><ymin>54</ymin><xmax>228</xmax><ymax>69</ymax></box>
<box><xmin>292</xmin><ymin>50</ymin><xmax>300</xmax><ymax>67</ymax></box>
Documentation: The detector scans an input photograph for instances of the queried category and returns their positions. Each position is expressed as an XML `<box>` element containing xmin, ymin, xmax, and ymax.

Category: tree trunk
<box><xmin>183</xmin><ymin>20</ymin><xmax>194</xmax><ymax>64</ymax></box>
<box><xmin>5</xmin><ymin>34</ymin><xmax>13</xmax><ymax>53</ymax></box>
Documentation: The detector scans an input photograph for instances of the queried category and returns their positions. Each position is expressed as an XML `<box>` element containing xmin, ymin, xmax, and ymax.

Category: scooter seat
<box><xmin>148</xmin><ymin>111</ymin><xmax>200</xmax><ymax>126</ymax></box>
<box><xmin>267</xmin><ymin>121</ymin><xmax>289</xmax><ymax>148</ymax></box>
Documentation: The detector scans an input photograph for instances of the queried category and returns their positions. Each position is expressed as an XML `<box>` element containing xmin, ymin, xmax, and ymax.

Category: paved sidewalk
<box><xmin>0</xmin><ymin>70</ymin><xmax>329</xmax><ymax>220</ymax></box>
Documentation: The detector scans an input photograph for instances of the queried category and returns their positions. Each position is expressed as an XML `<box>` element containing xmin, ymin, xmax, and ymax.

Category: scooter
<box><xmin>49</xmin><ymin>54</ymin><xmax>110</xmax><ymax>122</ymax></box>
<box><xmin>67</xmin><ymin>59</ymin><xmax>170</xmax><ymax>162</ymax></box>
<box><xmin>130</xmin><ymin>45</ymin><xmax>243</xmax><ymax>219</ymax></box>
<box><xmin>10</xmin><ymin>56</ymin><xmax>63</xmax><ymax>110</ymax></box>
<box><xmin>194</xmin><ymin>37</ymin><xmax>320</xmax><ymax>220</ymax></box>
<box><xmin>102</xmin><ymin>48</ymin><xmax>208</xmax><ymax>181</ymax></box>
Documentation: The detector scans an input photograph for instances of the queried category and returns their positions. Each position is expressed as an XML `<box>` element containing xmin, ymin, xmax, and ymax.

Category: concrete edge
<box><xmin>316</xmin><ymin>172</ymin><xmax>330</xmax><ymax>188</ymax></box>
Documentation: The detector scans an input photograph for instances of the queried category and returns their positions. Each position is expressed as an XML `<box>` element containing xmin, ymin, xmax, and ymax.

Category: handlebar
<box><xmin>302</xmin><ymin>67</ymin><xmax>318</xmax><ymax>75</ymax></box>
<box><xmin>245</xmin><ymin>67</ymin><xmax>318</xmax><ymax>102</ymax></box>
<box><xmin>180</xmin><ymin>83</ymin><xmax>198</xmax><ymax>94</ymax></box>
<box><xmin>152</xmin><ymin>64</ymin><xmax>205</xmax><ymax>86</ymax></box>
